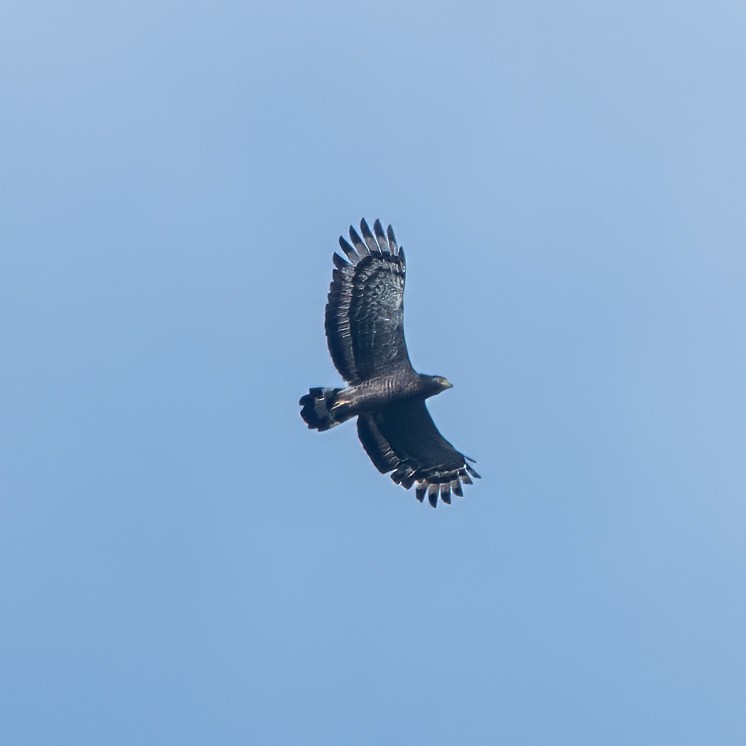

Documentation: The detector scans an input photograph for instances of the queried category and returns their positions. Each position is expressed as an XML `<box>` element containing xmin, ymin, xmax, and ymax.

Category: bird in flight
<box><xmin>300</xmin><ymin>219</ymin><xmax>480</xmax><ymax>507</ymax></box>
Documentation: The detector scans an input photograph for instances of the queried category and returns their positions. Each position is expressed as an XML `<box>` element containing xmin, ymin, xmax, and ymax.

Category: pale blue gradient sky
<box><xmin>2</xmin><ymin>2</ymin><xmax>746</xmax><ymax>744</ymax></box>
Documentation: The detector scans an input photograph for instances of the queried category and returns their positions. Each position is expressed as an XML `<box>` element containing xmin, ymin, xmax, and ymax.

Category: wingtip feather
<box><xmin>466</xmin><ymin>464</ymin><xmax>481</xmax><ymax>479</ymax></box>
<box><xmin>348</xmin><ymin>225</ymin><xmax>369</xmax><ymax>256</ymax></box>
<box><xmin>427</xmin><ymin>483</ymin><xmax>439</xmax><ymax>508</ymax></box>
<box><xmin>373</xmin><ymin>219</ymin><xmax>388</xmax><ymax>253</ymax></box>
<box><xmin>386</xmin><ymin>224</ymin><xmax>398</xmax><ymax>251</ymax></box>
<box><xmin>360</xmin><ymin>218</ymin><xmax>381</xmax><ymax>255</ymax></box>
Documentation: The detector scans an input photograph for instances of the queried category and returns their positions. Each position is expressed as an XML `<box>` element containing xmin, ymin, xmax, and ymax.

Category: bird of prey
<box><xmin>299</xmin><ymin>219</ymin><xmax>480</xmax><ymax>507</ymax></box>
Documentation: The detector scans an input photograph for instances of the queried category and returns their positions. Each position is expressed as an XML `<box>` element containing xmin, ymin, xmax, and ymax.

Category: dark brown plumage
<box><xmin>299</xmin><ymin>219</ymin><xmax>479</xmax><ymax>507</ymax></box>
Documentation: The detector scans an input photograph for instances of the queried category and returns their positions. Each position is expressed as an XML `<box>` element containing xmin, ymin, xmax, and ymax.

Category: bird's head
<box><xmin>422</xmin><ymin>374</ymin><xmax>453</xmax><ymax>397</ymax></box>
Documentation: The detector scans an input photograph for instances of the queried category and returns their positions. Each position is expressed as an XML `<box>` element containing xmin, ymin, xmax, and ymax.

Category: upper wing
<box><xmin>357</xmin><ymin>398</ymin><xmax>480</xmax><ymax>507</ymax></box>
<box><xmin>325</xmin><ymin>219</ymin><xmax>412</xmax><ymax>383</ymax></box>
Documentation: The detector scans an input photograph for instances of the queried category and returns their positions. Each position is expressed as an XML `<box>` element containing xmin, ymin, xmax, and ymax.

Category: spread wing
<box><xmin>325</xmin><ymin>219</ymin><xmax>412</xmax><ymax>384</ymax></box>
<box><xmin>357</xmin><ymin>399</ymin><xmax>481</xmax><ymax>507</ymax></box>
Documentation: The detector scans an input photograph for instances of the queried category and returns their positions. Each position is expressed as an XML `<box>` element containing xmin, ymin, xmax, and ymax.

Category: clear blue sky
<box><xmin>2</xmin><ymin>2</ymin><xmax>745</xmax><ymax>744</ymax></box>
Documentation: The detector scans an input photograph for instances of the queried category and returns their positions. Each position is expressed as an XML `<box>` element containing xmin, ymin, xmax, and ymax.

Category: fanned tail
<box><xmin>299</xmin><ymin>387</ymin><xmax>346</xmax><ymax>431</ymax></box>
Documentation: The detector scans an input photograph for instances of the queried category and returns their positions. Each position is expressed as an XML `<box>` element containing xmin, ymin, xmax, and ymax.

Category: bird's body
<box><xmin>300</xmin><ymin>219</ymin><xmax>479</xmax><ymax>507</ymax></box>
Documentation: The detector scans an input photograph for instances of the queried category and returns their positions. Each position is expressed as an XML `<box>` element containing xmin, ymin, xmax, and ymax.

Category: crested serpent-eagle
<box><xmin>299</xmin><ymin>219</ymin><xmax>480</xmax><ymax>507</ymax></box>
